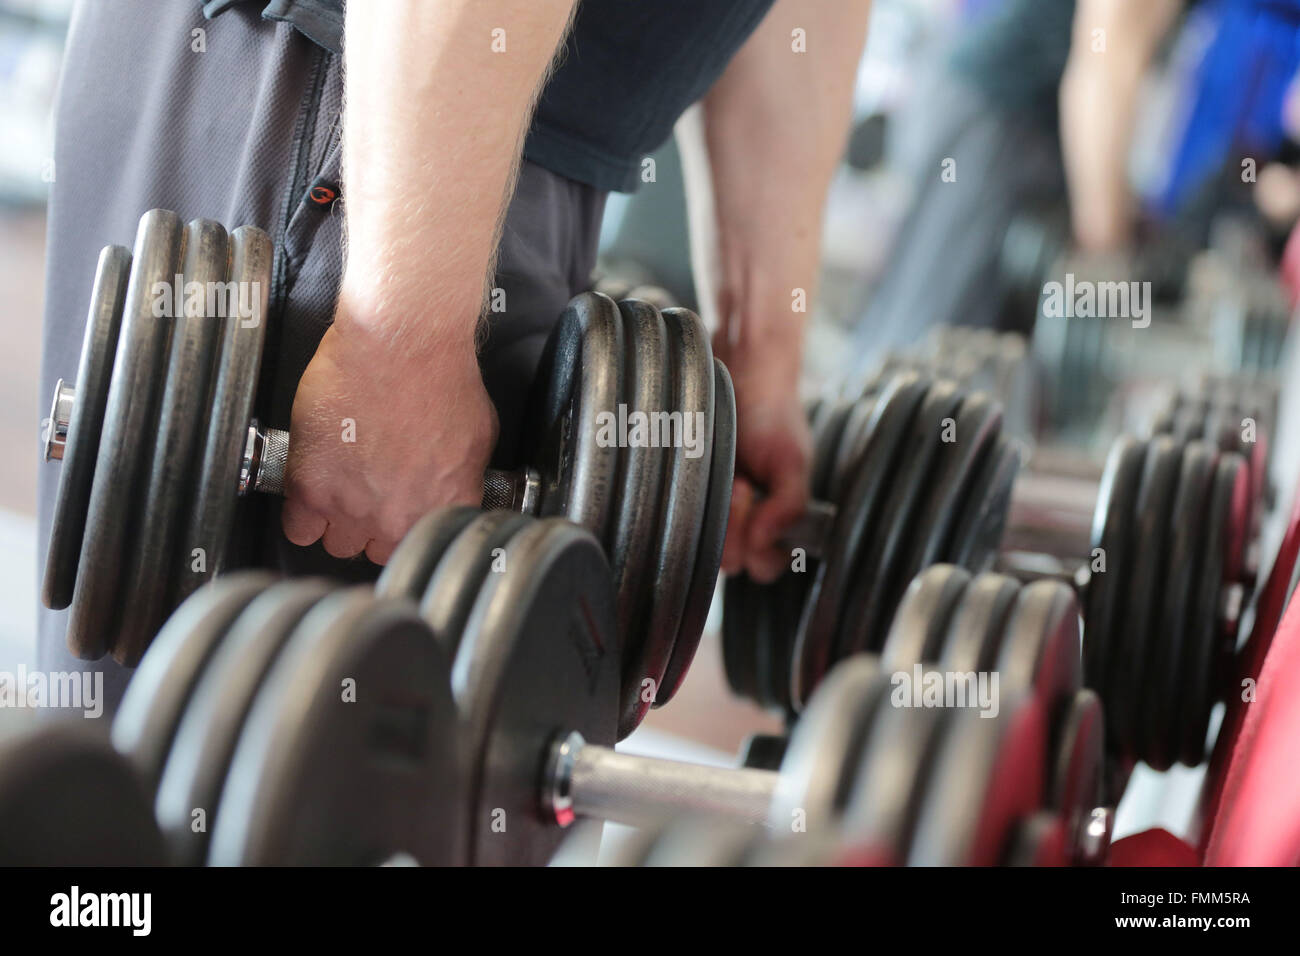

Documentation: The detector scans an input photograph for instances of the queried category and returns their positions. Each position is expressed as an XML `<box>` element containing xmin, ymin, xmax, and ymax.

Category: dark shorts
<box><xmin>37</xmin><ymin>0</ymin><xmax>606</xmax><ymax>706</ymax></box>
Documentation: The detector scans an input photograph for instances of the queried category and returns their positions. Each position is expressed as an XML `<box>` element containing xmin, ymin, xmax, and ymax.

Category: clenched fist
<box><xmin>281</xmin><ymin>290</ymin><xmax>497</xmax><ymax>565</ymax></box>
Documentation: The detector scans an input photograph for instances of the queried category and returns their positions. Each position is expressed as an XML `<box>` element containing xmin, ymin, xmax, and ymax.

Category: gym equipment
<box><xmin>870</xmin><ymin>565</ymin><xmax>1108</xmax><ymax>865</ymax></box>
<box><xmin>112</xmin><ymin>570</ymin><xmax>465</xmax><ymax>866</ymax></box>
<box><xmin>872</xmin><ymin>325</ymin><xmax>1040</xmax><ymax>445</ymax></box>
<box><xmin>0</xmin><ymin>721</ymin><xmax>166</xmax><ymax>865</ymax></box>
<box><xmin>40</xmin><ymin>210</ymin><xmax>732</xmax><ymax>743</ymax></box>
<box><xmin>726</xmin><ymin>363</ymin><xmax>1265</xmax><ymax>776</ymax></box>
<box><xmin>1031</xmin><ymin>235</ymin><xmax>1290</xmax><ymax>436</ymax></box>
<box><xmin>724</xmin><ymin>372</ymin><xmax>1022</xmax><ymax>714</ymax></box>
<box><xmin>997</xmin><ymin>427</ymin><xmax>1260</xmax><ymax>775</ymax></box>
<box><xmin>717</xmin><ymin>566</ymin><xmax>1109</xmax><ymax>866</ymax></box>
<box><xmin>101</xmin><ymin>509</ymin><xmax>1083</xmax><ymax>866</ymax></box>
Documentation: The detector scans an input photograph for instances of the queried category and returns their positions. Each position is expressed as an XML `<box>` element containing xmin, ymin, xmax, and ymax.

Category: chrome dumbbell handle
<box><xmin>46</xmin><ymin>382</ymin><xmax>542</xmax><ymax>513</ymax></box>
<box><xmin>544</xmin><ymin>732</ymin><xmax>779</xmax><ymax>831</ymax></box>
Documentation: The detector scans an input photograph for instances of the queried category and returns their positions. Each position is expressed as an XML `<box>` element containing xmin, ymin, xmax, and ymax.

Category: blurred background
<box><xmin>6</xmin><ymin>0</ymin><xmax>1300</xmax><ymax>852</ymax></box>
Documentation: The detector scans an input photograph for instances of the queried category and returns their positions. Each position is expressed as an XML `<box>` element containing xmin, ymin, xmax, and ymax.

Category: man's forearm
<box><xmin>701</xmin><ymin>0</ymin><xmax>871</xmax><ymax>367</ymax></box>
<box><xmin>1061</xmin><ymin>0</ymin><xmax>1183</xmax><ymax>251</ymax></box>
<box><xmin>340</xmin><ymin>0</ymin><xmax>577</xmax><ymax>349</ymax></box>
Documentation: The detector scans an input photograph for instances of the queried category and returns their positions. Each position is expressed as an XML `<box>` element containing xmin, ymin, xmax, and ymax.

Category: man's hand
<box><xmin>691</xmin><ymin>0</ymin><xmax>870</xmax><ymax>582</ymax></box>
<box><xmin>281</xmin><ymin>0</ymin><xmax>577</xmax><ymax>561</ymax></box>
<box><xmin>281</xmin><ymin>289</ymin><xmax>496</xmax><ymax>565</ymax></box>
<box><xmin>716</xmin><ymin>338</ymin><xmax>811</xmax><ymax>582</ymax></box>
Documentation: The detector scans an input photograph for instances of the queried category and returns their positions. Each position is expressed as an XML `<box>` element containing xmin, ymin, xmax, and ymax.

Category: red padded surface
<box><xmin>1204</xmin><ymin>576</ymin><xmax>1300</xmax><ymax>865</ymax></box>
<box><xmin>1109</xmin><ymin>828</ymin><xmax>1200</xmax><ymax>867</ymax></box>
<box><xmin>1199</xmin><ymin>484</ymin><xmax>1300</xmax><ymax>845</ymax></box>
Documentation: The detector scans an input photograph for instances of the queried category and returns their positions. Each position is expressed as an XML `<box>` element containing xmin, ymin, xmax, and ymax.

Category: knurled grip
<box><xmin>250</xmin><ymin>425</ymin><xmax>536</xmax><ymax>513</ymax></box>
<box><xmin>480</xmin><ymin>468</ymin><xmax>515</xmax><ymax>511</ymax></box>
<box><xmin>253</xmin><ymin>427</ymin><xmax>289</xmax><ymax>496</ymax></box>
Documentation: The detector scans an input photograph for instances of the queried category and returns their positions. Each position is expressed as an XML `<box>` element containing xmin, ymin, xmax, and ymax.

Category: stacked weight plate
<box><xmin>1082</xmin><ymin>435</ymin><xmax>1252</xmax><ymax>772</ymax></box>
<box><xmin>376</xmin><ymin>511</ymin><xmax>621</xmax><ymax>865</ymax></box>
<box><xmin>525</xmin><ymin>293</ymin><xmax>734</xmax><ymax>737</ymax></box>
<box><xmin>573</xmin><ymin>652</ymin><xmax>1073</xmax><ymax>866</ymax></box>
<box><xmin>111</xmin><ymin>570</ymin><xmax>463</xmax><ymax>866</ymax></box>
<box><xmin>723</xmin><ymin>372</ymin><xmax>1021</xmax><ymax>714</ymax></box>
<box><xmin>1152</xmin><ymin>374</ymin><xmax>1276</xmax><ymax>521</ymax></box>
<box><xmin>43</xmin><ymin>210</ymin><xmax>273</xmax><ymax>665</ymax></box>
<box><xmin>874</xmin><ymin>326</ymin><xmax>1040</xmax><ymax>445</ymax></box>
<box><xmin>871</xmin><ymin>566</ymin><xmax>1103</xmax><ymax>865</ymax></box>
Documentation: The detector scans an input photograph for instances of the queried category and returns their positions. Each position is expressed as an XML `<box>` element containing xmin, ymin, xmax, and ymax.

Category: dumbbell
<box><xmin>724</xmin><ymin>372</ymin><xmax>1023</xmax><ymax>716</ymax></box>
<box><xmin>1002</xmin><ymin>384</ymin><xmax>1272</xmax><ymax>775</ymax></box>
<box><xmin>723</xmin><ymin>565</ymin><xmax>1109</xmax><ymax>866</ymax></box>
<box><xmin>116</xmin><ymin>509</ymin><xmax>1070</xmax><ymax>866</ymax></box>
<box><xmin>727</xmin><ymin>367</ymin><xmax>1265</xmax><ymax>776</ymax></box>
<box><xmin>40</xmin><ymin>210</ymin><xmax>732</xmax><ymax>741</ymax></box>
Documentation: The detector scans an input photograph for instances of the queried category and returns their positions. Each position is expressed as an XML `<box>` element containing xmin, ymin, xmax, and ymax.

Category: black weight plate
<box><xmin>792</xmin><ymin>373</ymin><xmax>930</xmax><ymax>707</ymax></box>
<box><xmin>938</xmin><ymin>572</ymin><xmax>1021</xmax><ymax>674</ymax></box>
<box><xmin>42</xmin><ymin>244</ymin><xmax>131</xmax><ymax>611</ymax></box>
<box><xmin>840</xmin><ymin>700</ymin><xmax>946</xmax><ymax>864</ymax></box>
<box><xmin>68</xmin><ymin>210</ymin><xmax>184</xmax><ymax>660</ymax></box>
<box><xmin>1107</xmin><ymin>436</ymin><xmax>1181</xmax><ymax>757</ymax></box>
<box><xmin>607</xmin><ymin>299</ymin><xmax>669</xmax><ymax>664</ymax></box>
<box><xmin>117</xmin><ymin>219</ymin><xmax>231</xmax><ymax>662</ymax></box>
<box><xmin>176</xmin><ymin>224</ymin><xmax>274</xmax><ymax>611</ymax></box>
<box><xmin>622</xmin><ymin>307</ymin><xmax>713</xmax><ymax>736</ymax></box>
<box><xmin>902</xmin><ymin>393</ymin><xmax>1003</xmax><ymax>577</ymax></box>
<box><xmin>739</xmin><ymin>733</ymin><xmax>788</xmax><ymax>771</ymax></box>
<box><xmin>111</xmin><ymin>571</ymin><xmax>275</xmax><ymax>793</ymax></box>
<box><xmin>828</xmin><ymin>395</ymin><xmax>877</xmax><ymax>502</ymax></box>
<box><xmin>752</xmin><ymin>568</ymin><xmax>783</xmax><ymax>711</ymax></box>
<box><xmin>375</xmin><ymin>506</ymin><xmax>481</xmax><ymax>601</ymax></box>
<box><xmin>879</xmin><ymin>564</ymin><xmax>972</xmax><ymax>670</ymax></box>
<box><xmin>209</xmin><ymin>588</ymin><xmax>463</xmax><ymax>866</ymax></box>
<box><xmin>1177</xmin><ymin>454</ymin><xmax>1244</xmax><ymax>765</ymax></box>
<box><xmin>530</xmin><ymin>291</ymin><xmax>623</xmax><ymax>537</ymax></box>
<box><xmin>154</xmin><ymin>578</ymin><xmax>334</xmax><ymax>865</ymax></box>
<box><xmin>659</xmin><ymin>359</ymin><xmax>736</xmax><ymax>705</ymax></box>
<box><xmin>773</xmin><ymin>389</ymin><xmax>863</xmax><ymax>711</ymax></box>
<box><xmin>0</xmin><ymin>722</ymin><xmax>166</xmax><ymax>865</ymax></box>
<box><xmin>420</xmin><ymin>510</ymin><xmax>534</xmax><ymax>658</ymax></box>
<box><xmin>770</xmin><ymin>655</ymin><xmax>891</xmax><ymax>834</ymax></box>
<box><xmin>1081</xmin><ymin>437</ymin><xmax>1145</xmax><ymax>700</ymax></box>
<box><xmin>455</xmin><ymin>519</ymin><xmax>619</xmax><ymax>865</ymax></box>
<box><xmin>809</xmin><ymin>399</ymin><xmax>855</xmax><ymax>499</ymax></box>
<box><xmin>1002</xmin><ymin>811</ymin><xmax>1068</xmax><ymax>866</ymax></box>
<box><xmin>721</xmin><ymin>573</ymin><xmax>757</xmax><ymax>699</ymax></box>
<box><xmin>1140</xmin><ymin>442</ymin><xmax>1215</xmax><ymax>770</ymax></box>
<box><xmin>768</xmin><ymin>568</ymin><xmax>809</xmax><ymax>715</ymax></box>
<box><xmin>946</xmin><ymin>437</ymin><xmax>1022</xmax><ymax>569</ymax></box>
<box><xmin>837</xmin><ymin>380</ymin><xmax>964</xmax><ymax>661</ymax></box>
<box><xmin>995</xmin><ymin>580</ymin><xmax>1082</xmax><ymax>722</ymax></box>
<box><xmin>1050</xmin><ymin>689</ymin><xmax>1104</xmax><ymax>864</ymax></box>
<box><xmin>906</xmin><ymin>693</ymin><xmax>1047</xmax><ymax>866</ymax></box>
